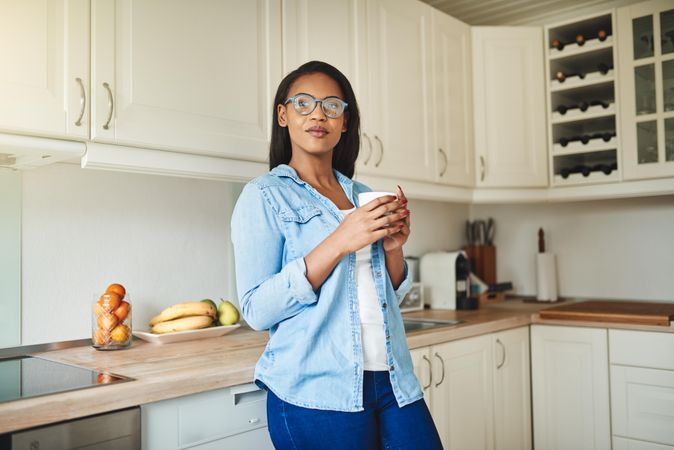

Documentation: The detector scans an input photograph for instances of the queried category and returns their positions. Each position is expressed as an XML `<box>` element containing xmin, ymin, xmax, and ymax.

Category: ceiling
<box><xmin>420</xmin><ymin>0</ymin><xmax>643</xmax><ymax>26</ymax></box>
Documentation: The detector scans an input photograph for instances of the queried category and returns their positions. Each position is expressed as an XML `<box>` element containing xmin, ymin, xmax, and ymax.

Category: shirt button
<box><xmin>382</xmin><ymin>303</ymin><xmax>387</xmax><ymax>309</ymax></box>
<box><xmin>389</xmin><ymin>365</ymin><xmax>395</xmax><ymax>371</ymax></box>
<box><xmin>376</xmin><ymin>271</ymin><xmax>382</xmax><ymax>278</ymax></box>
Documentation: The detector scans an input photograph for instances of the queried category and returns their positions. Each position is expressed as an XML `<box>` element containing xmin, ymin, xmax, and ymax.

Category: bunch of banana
<box><xmin>149</xmin><ymin>301</ymin><xmax>216</xmax><ymax>334</ymax></box>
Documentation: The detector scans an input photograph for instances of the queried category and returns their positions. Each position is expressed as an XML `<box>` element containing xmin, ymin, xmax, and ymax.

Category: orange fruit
<box><xmin>105</xmin><ymin>283</ymin><xmax>126</xmax><ymax>299</ymax></box>
<box><xmin>110</xmin><ymin>324</ymin><xmax>130</xmax><ymax>342</ymax></box>
<box><xmin>97</xmin><ymin>312</ymin><xmax>118</xmax><ymax>331</ymax></box>
<box><xmin>114</xmin><ymin>301</ymin><xmax>130</xmax><ymax>321</ymax></box>
<box><xmin>98</xmin><ymin>292</ymin><xmax>122</xmax><ymax>311</ymax></box>
<box><xmin>97</xmin><ymin>373</ymin><xmax>113</xmax><ymax>384</ymax></box>
<box><xmin>93</xmin><ymin>327</ymin><xmax>110</xmax><ymax>345</ymax></box>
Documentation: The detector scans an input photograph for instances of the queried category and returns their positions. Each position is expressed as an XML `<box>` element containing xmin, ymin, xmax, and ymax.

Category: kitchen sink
<box><xmin>402</xmin><ymin>317</ymin><xmax>463</xmax><ymax>333</ymax></box>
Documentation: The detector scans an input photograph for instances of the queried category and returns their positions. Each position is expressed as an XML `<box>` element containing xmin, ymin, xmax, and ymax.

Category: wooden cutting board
<box><xmin>539</xmin><ymin>300</ymin><xmax>674</xmax><ymax>326</ymax></box>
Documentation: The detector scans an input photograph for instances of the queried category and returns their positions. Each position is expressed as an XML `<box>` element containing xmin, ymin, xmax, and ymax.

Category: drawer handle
<box><xmin>75</xmin><ymin>77</ymin><xmax>86</xmax><ymax>126</ymax></box>
<box><xmin>102</xmin><ymin>82</ymin><xmax>114</xmax><ymax>130</ymax></box>
<box><xmin>480</xmin><ymin>156</ymin><xmax>486</xmax><ymax>182</ymax></box>
<box><xmin>248</xmin><ymin>417</ymin><xmax>260</xmax><ymax>424</ymax></box>
<box><xmin>374</xmin><ymin>135</ymin><xmax>384</xmax><ymax>167</ymax></box>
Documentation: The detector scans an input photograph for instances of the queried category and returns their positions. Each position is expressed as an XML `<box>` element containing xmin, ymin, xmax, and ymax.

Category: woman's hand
<box><xmin>332</xmin><ymin>194</ymin><xmax>409</xmax><ymax>256</ymax></box>
<box><xmin>383</xmin><ymin>185</ymin><xmax>410</xmax><ymax>253</ymax></box>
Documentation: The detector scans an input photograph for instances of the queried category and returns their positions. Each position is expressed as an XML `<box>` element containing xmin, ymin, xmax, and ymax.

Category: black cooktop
<box><xmin>0</xmin><ymin>356</ymin><xmax>132</xmax><ymax>404</ymax></box>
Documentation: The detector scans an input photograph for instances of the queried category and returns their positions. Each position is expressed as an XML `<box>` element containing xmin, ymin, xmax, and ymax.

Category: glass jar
<box><xmin>92</xmin><ymin>293</ymin><xmax>132</xmax><ymax>350</ymax></box>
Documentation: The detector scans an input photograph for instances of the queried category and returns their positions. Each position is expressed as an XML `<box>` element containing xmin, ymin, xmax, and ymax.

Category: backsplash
<box><xmin>472</xmin><ymin>196</ymin><xmax>674</xmax><ymax>301</ymax></box>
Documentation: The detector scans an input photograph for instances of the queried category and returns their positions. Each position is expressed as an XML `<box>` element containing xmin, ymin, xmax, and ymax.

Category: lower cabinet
<box><xmin>411</xmin><ymin>326</ymin><xmax>531</xmax><ymax>450</ymax></box>
<box><xmin>531</xmin><ymin>325</ymin><xmax>611</xmax><ymax>450</ymax></box>
<box><xmin>141</xmin><ymin>383</ymin><xmax>273</xmax><ymax>450</ymax></box>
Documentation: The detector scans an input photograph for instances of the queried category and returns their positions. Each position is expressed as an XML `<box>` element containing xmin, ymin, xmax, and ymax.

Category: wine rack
<box><xmin>545</xmin><ymin>11</ymin><xmax>621</xmax><ymax>186</ymax></box>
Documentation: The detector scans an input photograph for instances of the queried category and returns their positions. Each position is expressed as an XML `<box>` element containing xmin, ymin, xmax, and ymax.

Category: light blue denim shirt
<box><xmin>231</xmin><ymin>164</ymin><xmax>422</xmax><ymax>412</ymax></box>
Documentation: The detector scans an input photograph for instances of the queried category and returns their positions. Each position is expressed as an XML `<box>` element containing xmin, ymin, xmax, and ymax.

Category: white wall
<box><xmin>21</xmin><ymin>164</ymin><xmax>239</xmax><ymax>345</ymax></box>
<box><xmin>18</xmin><ymin>165</ymin><xmax>467</xmax><ymax>345</ymax></box>
<box><xmin>472</xmin><ymin>196</ymin><xmax>674</xmax><ymax>301</ymax></box>
<box><xmin>0</xmin><ymin>170</ymin><xmax>21</xmax><ymax>348</ymax></box>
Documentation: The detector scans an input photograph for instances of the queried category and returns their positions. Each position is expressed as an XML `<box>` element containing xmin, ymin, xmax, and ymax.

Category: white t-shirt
<box><xmin>340</xmin><ymin>208</ymin><xmax>389</xmax><ymax>371</ymax></box>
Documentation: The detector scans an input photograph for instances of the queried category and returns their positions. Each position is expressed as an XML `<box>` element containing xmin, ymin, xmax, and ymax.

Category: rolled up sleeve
<box><xmin>394</xmin><ymin>259</ymin><xmax>413</xmax><ymax>305</ymax></box>
<box><xmin>231</xmin><ymin>183</ymin><xmax>318</xmax><ymax>331</ymax></box>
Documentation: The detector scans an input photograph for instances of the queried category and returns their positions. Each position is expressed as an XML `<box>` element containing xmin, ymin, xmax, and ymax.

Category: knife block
<box><xmin>464</xmin><ymin>245</ymin><xmax>496</xmax><ymax>285</ymax></box>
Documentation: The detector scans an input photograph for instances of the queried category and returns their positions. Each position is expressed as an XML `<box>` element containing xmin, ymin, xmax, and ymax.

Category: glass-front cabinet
<box><xmin>618</xmin><ymin>0</ymin><xmax>674</xmax><ymax>180</ymax></box>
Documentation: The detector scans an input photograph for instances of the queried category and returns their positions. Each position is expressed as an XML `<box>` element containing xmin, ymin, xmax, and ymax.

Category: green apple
<box><xmin>217</xmin><ymin>299</ymin><xmax>240</xmax><ymax>326</ymax></box>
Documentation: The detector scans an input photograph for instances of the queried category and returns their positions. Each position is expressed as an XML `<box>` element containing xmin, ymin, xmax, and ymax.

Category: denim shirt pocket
<box><xmin>277</xmin><ymin>206</ymin><xmax>327</xmax><ymax>259</ymax></box>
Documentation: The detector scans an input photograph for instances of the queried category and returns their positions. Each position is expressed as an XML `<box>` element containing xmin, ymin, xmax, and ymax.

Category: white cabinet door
<box><xmin>92</xmin><ymin>0</ymin><xmax>282</xmax><ymax>162</ymax></box>
<box><xmin>472</xmin><ymin>27</ymin><xmax>548</xmax><ymax>187</ymax></box>
<box><xmin>431</xmin><ymin>334</ymin><xmax>494</xmax><ymax>450</ymax></box>
<box><xmin>430</xmin><ymin>9</ymin><xmax>474</xmax><ymax>187</ymax></box>
<box><xmin>362</xmin><ymin>0</ymin><xmax>432</xmax><ymax>181</ymax></box>
<box><xmin>618</xmin><ymin>0</ymin><xmax>674</xmax><ymax>180</ymax></box>
<box><xmin>281</xmin><ymin>0</ymin><xmax>371</xmax><ymax>169</ymax></box>
<box><xmin>410</xmin><ymin>347</ymin><xmax>432</xmax><ymax>409</ymax></box>
<box><xmin>0</xmin><ymin>0</ymin><xmax>89</xmax><ymax>139</ymax></box>
<box><xmin>531</xmin><ymin>325</ymin><xmax>611</xmax><ymax>450</ymax></box>
<box><xmin>493</xmin><ymin>327</ymin><xmax>532</xmax><ymax>450</ymax></box>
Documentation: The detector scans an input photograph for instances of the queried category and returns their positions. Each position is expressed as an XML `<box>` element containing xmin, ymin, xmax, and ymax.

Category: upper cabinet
<box><xmin>430</xmin><ymin>9</ymin><xmax>474</xmax><ymax>187</ymax></box>
<box><xmin>91</xmin><ymin>0</ymin><xmax>282</xmax><ymax>162</ymax></box>
<box><xmin>472</xmin><ymin>27</ymin><xmax>548</xmax><ymax>187</ymax></box>
<box><xmin>0</xmin><ymin>0</ymin><xmax>89</xmax><ymax>140</ymax></box>
<box><xmin>360</xmin><ymin>0</ymin><xmax>433</xmax><ymax>181</ymax></box>
<box><xmin>618</xmin><ymin>0</ymin><xmax>674</xmax><ymax>180</ymax></box>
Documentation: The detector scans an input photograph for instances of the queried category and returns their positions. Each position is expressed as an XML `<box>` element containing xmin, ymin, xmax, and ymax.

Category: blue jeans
<box><xmin>266</xmin><ymin>371</ymin><xmax>444</xmax><ymax>450</ymax></box>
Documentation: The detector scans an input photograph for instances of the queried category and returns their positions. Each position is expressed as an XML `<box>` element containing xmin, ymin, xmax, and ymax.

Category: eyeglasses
<box><xmin>284</xmin><ymin>93</ymin><xmax>348</xmax><ymax>119</ymax></box>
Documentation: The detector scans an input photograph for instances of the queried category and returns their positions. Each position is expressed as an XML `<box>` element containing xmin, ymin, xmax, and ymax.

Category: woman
<box><xmin>231</xmin><ymin>61</ymin><xmax>443</xmax><ymax>450</ymax></box>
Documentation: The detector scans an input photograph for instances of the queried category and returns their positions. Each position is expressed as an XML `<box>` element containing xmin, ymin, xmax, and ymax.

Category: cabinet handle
<box><xmin>434</xmin><ymin>352</ymin><xmax>445</xmax><ymax>387</ymax></box>
<box><xmin>74</xmin><ymin>77</ymin><xmax>86</xmax><ymax>127</ymax></box>
<box><xmin>422</xmin><ymin>354</ymin><xmax>432</xmax><ymax>390</ymax></box>
<box><xmin>362</xmin><ymin>133</ymin><xmax>373</xmax><ymax>165</ymax></box>
<box><xmin>438</xmin><ymin>148</ymin><xmax>448</xmax><ymax>177</ymax></box>
<box><xmin>374</xmin><ymin>135</ymin><xmax>384</xmax><ymax>167</ymax></box>
<box><xmin>480</xmin><ymin>156</ymin><xmax>486</xmax><ymax>182</ymax></box>
<box><xmin>102</xmin><ymin>82</ymin><xmax>114</xmax><ymax>130</ymax></box>
<box><xmin>496</xmin><ymin>338</ymin><xmax>506</xmax><ymax>369</ymax></box>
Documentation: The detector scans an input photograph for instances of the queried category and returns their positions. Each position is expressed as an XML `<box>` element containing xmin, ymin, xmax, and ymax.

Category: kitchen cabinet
<box><xmin>618</xmin><ymin>0</ymin><xmax>674</xmax><ymax>180</ymax></box>
<box><xmin>472</xmin><ymin>27</ymin><xmax>548</xmax><ymax>187</ymax></box>
<box><xmin>430</xmin><ymin>8</ymin><xmax>475</xmax><ymax>186</ymax></box>
<box><xmin>412</xmin><ymin>326</ymin><xmax>530</xmax><ymax>450</ymax></box>
<box><xmin>531</xmin><ymin>325</ymin><xmax>611</xmax><ymax>450</ymax></box>
<box><xmin>0</xmin><ymin>0</ymin><xmax>89</xmax><ymax>139</ymax></box>
<box><xmin>610</xmin><ymin>329</ymin><xmax>674</xmax><ymax>448</ymax></box>
<box><xmin>91</xmin><ymin>0</ymin><xmax>282</xmax><ymax>162</ymax></box>
<box><xmin>141</xmin><ymin>383</ymin><xmax>273</xmax><ymax>450</ymax></box>
<box><xmin>281</xmin><ymin>0</ymin><xmax>372</xmax><ymax>169</ymax></box>
<box><xmin>360</xmin><ymin>0</ymin><xmax>433</xmax><ymax>181</ymax></box>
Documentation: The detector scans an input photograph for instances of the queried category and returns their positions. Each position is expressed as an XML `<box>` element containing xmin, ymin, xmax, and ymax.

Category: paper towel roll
<box><xmin>536</xmin><ymin>253</ymin><xmax>558</xmax><ymax>302</ymax></box>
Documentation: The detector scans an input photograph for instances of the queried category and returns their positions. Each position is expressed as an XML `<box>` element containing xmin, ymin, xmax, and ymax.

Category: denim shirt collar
<box><xmin>269</xmin><ymin>163</ymin><xmax>356</xmax><ymax>206</ymax></box>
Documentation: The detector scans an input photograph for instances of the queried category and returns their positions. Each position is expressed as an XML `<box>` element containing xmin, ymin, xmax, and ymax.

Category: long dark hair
<box><xmin>269</xmin><ymin>61</ymin><xmax>360</xmax><ymax>178</ymax></box>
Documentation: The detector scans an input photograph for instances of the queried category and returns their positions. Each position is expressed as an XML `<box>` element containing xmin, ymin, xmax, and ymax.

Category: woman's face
<box><xmin>277</xmin><ymin>72</ymin><xmax>347</xmax><ymax>159</ymax></box>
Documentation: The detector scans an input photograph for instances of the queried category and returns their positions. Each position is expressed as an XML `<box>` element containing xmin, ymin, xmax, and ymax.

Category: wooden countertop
<box><xmin>2</xmin><ymin>298</ymin><xmax>673</xmax><ymax>434</ymax></box>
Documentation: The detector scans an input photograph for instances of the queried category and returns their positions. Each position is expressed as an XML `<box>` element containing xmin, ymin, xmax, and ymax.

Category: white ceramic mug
<box><xmin>358</xmin><ymin>191</ymin><xmax>396</xmax><ymax>207</ymax></box>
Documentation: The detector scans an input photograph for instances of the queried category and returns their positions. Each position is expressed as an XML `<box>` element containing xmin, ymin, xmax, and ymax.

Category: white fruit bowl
<box><xmin>132</xmin><ymin>324</ymin><xmax>241</xmax><ymax>344</ymax></box>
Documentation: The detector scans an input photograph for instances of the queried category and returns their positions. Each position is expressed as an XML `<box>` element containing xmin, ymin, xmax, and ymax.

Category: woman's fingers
<box><xmin>363</xmin><ymin>195</ymin><xmax>397</xmax><ymax>212</ymax></box>
<box><xmin>371</xmin><ymin>209</ymin><xmax>409</xmax><ymax>231</ymax></box>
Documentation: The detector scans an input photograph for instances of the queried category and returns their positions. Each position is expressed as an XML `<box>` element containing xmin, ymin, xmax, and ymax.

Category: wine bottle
<box><xmin>597</xmin><ymin>63</ymin><xmax>613</xmax><ymax>74</ymax></box>
<box><xmin>579</xmin><ymin>101</ymin><xmax>589</xmax><ymax>112</ymax></box>
<box><xmin>576</xmin><ymin>34</ymin><xmax>586</xmax><ymax>46</ymax></box>
<box><xmin>551</xmin><ymin>38</ymin><xmax>564</xmax><ymax>50</ymax></box>
<box><xmin>597</xmin><ymin>29</ymin><xmax>608</xmax><ymax>41</ymax></box>
<box><xmin>555</xmin><ymin>71</ymin><xmax>586</xmax><ymax>83</ymax></box>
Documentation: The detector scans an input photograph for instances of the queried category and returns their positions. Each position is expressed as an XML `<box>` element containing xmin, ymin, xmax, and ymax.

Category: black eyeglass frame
<box><xmin>284</xmin><ymin>93</ymin><xmax>348</xmax><ymax>118</ymax></box>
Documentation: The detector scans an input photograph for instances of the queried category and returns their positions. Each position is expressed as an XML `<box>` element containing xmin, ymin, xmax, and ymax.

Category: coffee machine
<box><xmin>419</xmin><ymin>251</ymin><xmax>471</xmax><ymax>310</ymax></box>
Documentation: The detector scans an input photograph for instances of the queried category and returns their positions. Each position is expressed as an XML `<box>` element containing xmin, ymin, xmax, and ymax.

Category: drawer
<box><xmin>613</xmin><ymin>436</ymin><xmax>674</xmax><ymax>450</ymax></box>
<box><xmin>611</xmin><ymin>365</ymin><xmax>674</xmax><ymax>446</ymax></box>
<box><xmin>142</xmin><ymin>383</ymin><xmax>267</xmax><ymax>449</ymax></box>
<box><xmin>610</xmin><ymin>330</ymin><xmax>674</xmax><ymax>370</ymax></box>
